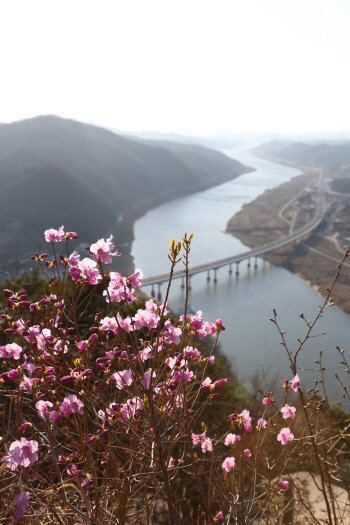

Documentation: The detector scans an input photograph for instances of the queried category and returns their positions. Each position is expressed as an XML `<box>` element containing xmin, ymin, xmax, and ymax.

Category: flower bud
<box><xmin>6</xmin><ymin>300</ymin><xmax>16</xmax><ymax>309</ymax></box>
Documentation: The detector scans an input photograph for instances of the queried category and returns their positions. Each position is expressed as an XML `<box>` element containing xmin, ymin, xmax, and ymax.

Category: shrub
<box><xmin>0</xmin><ymin>227</ymin><xmax>349</xmax><ymax>524</ymax></box>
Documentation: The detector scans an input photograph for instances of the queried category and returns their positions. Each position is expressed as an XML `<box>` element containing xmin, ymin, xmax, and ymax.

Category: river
<box><xmin>132</xmin><ymin>149</ymin><xmax>350</xmax><ymax>401</ymax></box>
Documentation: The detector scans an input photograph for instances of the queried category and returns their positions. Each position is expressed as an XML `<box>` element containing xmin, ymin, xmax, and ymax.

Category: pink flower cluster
<box><xmin>49</xmin><ymin>395</ymin><xmax>84</xmax><ymax>421</ymax></box>
<box><xmin>44</xmin><ymin>225</ymin><xmax>76</xmax><ymax>242</ymax></box>
<box><xmin>2</xmin><ymin>438</ymin><xmax>38</xmax><ymax>470</ymax></box>
<box><xmin>180</xmin><ymin>310</ymin><xmax>223</xmax><ymax>339</ymax></box>
<box><xmin>0</xmin><ymin>343</ymin><xmax>22</xmax><ymax>359</ymax></box>
<box><xmin>11</xmin><ymin>491</ymin><xmax>30</xmax><ymax>522</ymax></box>
<box><xmin>192</xmin><ymin>431</ymin><xmax>213</xmax><ymax>453</ymax></box>
<box><xmin>69</xmin><ymin>254</ymin><xmax>102</xmax><ymax>285</ymax></box>
<box><xmin>201</xmin><ymin>376</ymin><xmax>228</xmax><ymax>390</ymax></box>
<box><xmin>1</xmin><ymin>226</ymin><xmax>304</xmax><ymax>520</ymax></box>
<box><xmin>90</xmin><ymin>235</ymin><xmax>118</xmax><ymax>264</ymax></box>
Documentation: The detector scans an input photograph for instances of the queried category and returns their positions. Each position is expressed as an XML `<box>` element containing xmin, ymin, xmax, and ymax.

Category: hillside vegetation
<box><xmin>0</xmin><ymin>116</ymin><xmax>251</xmax><ymax>277</ymax></box>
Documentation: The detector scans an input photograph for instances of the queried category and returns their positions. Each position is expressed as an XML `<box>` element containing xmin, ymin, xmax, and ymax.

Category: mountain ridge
<box><xmin>0</xmin><ymin>115</ymin><xmax>252</xmax><ymax>277</ymax></box>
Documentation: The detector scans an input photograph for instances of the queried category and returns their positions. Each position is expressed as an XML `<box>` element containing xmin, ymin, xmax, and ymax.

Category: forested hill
<box><xmin>253</xmin><ymin>139</ymin><xmax>350</xmax><ymax>169</ymax></box>
<box><xmin>0</xmin><ymin>115</ymin><xmax>251</xmax><ymax>277</ymax></box>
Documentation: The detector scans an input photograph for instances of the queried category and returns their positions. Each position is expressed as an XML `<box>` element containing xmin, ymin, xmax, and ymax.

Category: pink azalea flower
<box><xmin>100</xmin><ymin>316</ymin><xmax>119</xmax><ymax>333</ymax></box>
<box><xmin>49</xmin><ymin>411</ymin><xmax>62</xmax><ymax>422</ymax></box>
<box><xmin>281</xmin><ymin>404</ymin><xmax>296</xmax><ymax>420</ymax></box>
<box><xmin>104</xmin><ymin>272</ymin><xmax>132</xmax><ymax>303</ymax></box>
<box><xmin>110</xmin><ymin>369</ymin><xmax>133</xmax><ymax>390</ymax></box>
<box><xmin>192</xmin><ymin>433</ymin><xmax>200</xmax><ymax>445</ymax></box>
<box><xmin>263</xmin><ymin>397</ymin><xmax>273</xmax><ymax>405</ymax></box>
<box><xmin>90</xmin><ymin>235</ymin><xmax>117</xmax><ymax>264</ymax></box>
<box><xmin>139</xmin><ymin>346</ymin><xmax>153</xmax><ymax>362</ymax></box>
<box><xmin>121</xmin><ymin>397</ymin><xmax>143</xmax><ymax>419</ymax></box>
<box><xmin>25</xmin><ymin>325</ymin><xmax>40</xmax><ymax>344</ymax></box>
<box><xmin>21</xmin><ymin>358</ymin><xmax>35</xmax><ymax>378</ymax></box>
<box><xmin>19</xmin><ymin>376</ymin><xmax>38</xmax><ymax>394</ymax></box>
<box><xmin>240</xmin><ymin>409</ymin><xmax>253</xmax><ymax>432</ymax></box>
<box><xmin>128</xmin><ymin>269</ymin><xmax>143</xmax><ymax>287</ymax></box>
<box><xmin>163</xmin><ymin>320</ymin><xmax>182</xmax><ymax>345</ymax></box>
<box><xmin>133</xmin><ymin>309</ymin><xmax>159</xmax><ymax>330</ymax></box>
<box><xmin>69</xmin><ymin>266</ymin><xmax>81</xmax><ymax>280</ymax></box>
<box><xmin>117</xmin><ymin>313</ymin><xmax>133</xmax><ymax>332</ymax></box>
<box><xmin>290</xmin><ymin>374</ymin><xmax>301</xmax><ymax>392</ymax></box>
<box><xmin>81</xmin><ymin>478</ymin><xmax>92</xmax><ymax>488</ymax></box>
<box><xmin>141</xmin><ymin>369</ymin><xmax>156</xmax><ymax>390</ymax></box>
<box><xmin>257</xmin><ymin>418</ymin><xmax>267</xmax><ymax>430</ymax></box>
<box><xmin>60</xmin><ymin>395</ymin><xmax>84</xmax><ymax>416</ymax></box>
<box><xmin>278</xmin><ymin>480</ymin><xmax>289</xmax><ymax>492</ymax></box>
<box><xmin>277</xmin><ymin>427</ymin><xmax>294</xmax><ymax>445</ymax></box>
<box><xmin>18</xmin><ymin>423</ymin><xmax>31</xmax><ymax>433</ymax></box>
<box><xmin>224</xmin><ymin>433</ymin><xmax>241</xmax><ymax>446</ymax></box>
<box><xmin>12</xmin><ymin>491</ymin><xmax>30</xmax><ymax>521</ymax></box>
<box><xmin>204</xmin><ymin>321</ymin><xmax>216</xmax><ymax>336</ymax></box>
<box><xmin>222</xmin><ymin>457</ymin><xmax>235</xmax><ymax>472</ymax></box>
<box><xmin>45</xmin><ymin>225</ymin><xmax>65</xmax><ymax>242</ymax></box>
<box><xmin>215</xmin><ymin>511</ymin><xmax>223</xmax><ymax>520</ymax></box>
<box><xmin>201</xmin><ymin>377</ymin><xmax>212</xmax><ymax>390</ymax></box>
<box><xmin>68</xmin><ymin>251</ymin><xmax>80</xmax><ymax>267</ymax></box>
<box><xmin>183</xmin><ymin>346</ymin><xmax>200</xmax><ymax>359</ymax></box>
<box><xmin>36</xmin><ymin>328</ymin><xmax>52</xmax><ymax>351</ymax></box>
<box><xmin>145</xmin><ymin>298</ymin><xmax>157</xmax><ymax>312</ymax></box>
<box><xmin>189</xmin><ymin>311</ymin><xmax>204</xmax><ymax>331</ymax></box>
<box><xmin>244</xmin><ymin>449</ymin><xmax>251</xmax><ymax>457</ymax></box>
<box><xmin>200</xmin><ymin>434</ymin><xmax>213</xmax><ymax>453</ymax></box>
<box><xmin>0</xmin><ymin>343</ymin><xmax>22</xmax><ymax>359</ymax></box>
<box><xmin>215</xmin><ymin>378</ymin><xmax>228</xmax><ymax>387</ymax></box>
<box><xmin>77</xmin><ymin>341</ymin><xmax>89</xmax><ymax>353</ymax></box>
<box><xmin>168</xmin><ymin>457</ymin><xmax>176</xmax><ymax>469</ymax></box>
<box><xmin>14</xmin><ymin>320</ymin><xmax>25</xmax><ymax>333</ymax></box>
<box><xmin>216</xmin><ymin>319</ymin><xmax>225</xmax><ymax>329</ymax></box>
<box><xmin>36</xmin><ymin>400</ymin><xmax>53</xmax><ymax>419</ymax></box>
<box><xmin>2</xmin><ymin>438</ymin><xmax>38</xmax><ymax>470</ymax></box>
<box><xmin>166</xmin><ymin>356</ymin><xmax>182</xmax><ymax>369</ymax></box>
<box><xmin>192</xmin><ymin>432</ymin><xmax>213</xmax><ymax>453</ymax></box>
<box><xmin>77</xmin><ymin>258</ymin><xmax>102</xmax><ymax>285</ymax></box>
<box><xmin>7</xmin><ymin>369</ymin><xmax>19</xmax><ymax>380</ymax></box>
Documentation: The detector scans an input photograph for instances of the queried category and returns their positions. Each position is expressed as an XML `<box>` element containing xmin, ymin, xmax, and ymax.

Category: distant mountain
<box><xmin>253</xmin><ymin>139</ymin><xmax>350</xmax><ymax>169</ymax></box>
<box><xmin>0</xmin><ymin>115</ymin><xmax>251</xmax><ymax>277</ymax></box>
<box><xmin>104</xmin><ymin>127</ymin><xmax>248</xmax><ymax>150</ymax></box>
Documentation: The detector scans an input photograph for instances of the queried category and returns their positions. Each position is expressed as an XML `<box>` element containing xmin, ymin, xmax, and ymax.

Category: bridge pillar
<box><xmin>207</xmin><ymin>270</ymin><xmax>210</xmax><ymax>281</ymax></box>
<box><xmin>236</xmin><ymin>262</ymin><xmax>239</xmax><ymax>275</ymax></box>
<box><xmin>254</xmin><ymin>256</ymin><xmax>258</xmax><ymax>268</ymax></box>
<box><xmin>229</xmin><ymin>264</ymin><xmax>232</xmax><ymax>274</ymax></box>
<box><xmin>157</xmin><ymin>284</ymin><xmax>161</xmax><ymax>301</ymax></box>
<box><xmin>247</xmin><ymin>257</ymin><xmax>251</xmax><ymax>267</ymax></box>
<box><xmin>151</xmin><ymin>285</ymin><xmax>155</xmax><ymax>298</ymax></box>
<box><xmin>188</xmin><ymin>277</ymin><xmax>192</xmax><ymax>291</ymax></box>
<box><xmin>213</xmin><ymin>269</ymin><xmax>217</xmax><ymax>283</ymax></box>
<box><xmin>181</xmin><ymin>276</ymin><xmax>185</xmax><ymax>289</ymax></box>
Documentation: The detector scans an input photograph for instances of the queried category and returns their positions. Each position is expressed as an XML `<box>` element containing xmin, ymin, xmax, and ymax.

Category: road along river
<box><xmin>132</xmin><ymin>148</ymin><xmax>350</xmax><ymax>401</ymax></box>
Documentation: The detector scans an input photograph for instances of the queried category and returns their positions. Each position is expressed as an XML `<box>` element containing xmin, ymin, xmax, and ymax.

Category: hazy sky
<box><xmin>1</xmin><ymin>0</ymin><xmax>350</xmax><ymax>136</ymax></box>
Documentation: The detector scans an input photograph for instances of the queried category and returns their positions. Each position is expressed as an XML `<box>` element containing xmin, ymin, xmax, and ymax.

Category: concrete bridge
<box><xmin>143</xmin><ymin>172</ymin><xmax>325</xmax><ymax>299</ymax></box>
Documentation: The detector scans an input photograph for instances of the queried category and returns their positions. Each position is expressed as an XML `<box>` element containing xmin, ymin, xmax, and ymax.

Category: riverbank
<box><xmin>226</xmin><ymin>161</ymin><xmax>350</xmax><ymax>314</ymax></box>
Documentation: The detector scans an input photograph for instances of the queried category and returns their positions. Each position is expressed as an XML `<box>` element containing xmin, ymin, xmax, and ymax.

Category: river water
<box><xmin>132</xmin><ymin>149</ymin><xmax>350</xmax><ymax>401</ymax></box>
